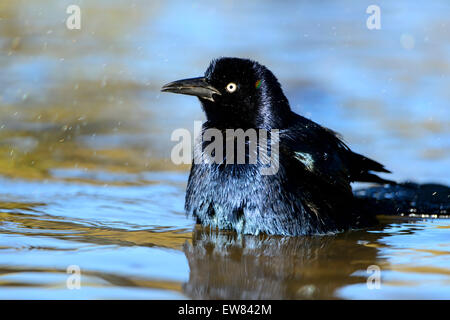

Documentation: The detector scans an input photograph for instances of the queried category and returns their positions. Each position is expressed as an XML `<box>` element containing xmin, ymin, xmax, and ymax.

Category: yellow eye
<box><xmin>226</xmin><ymin>82</ymin><xmax>237</xmax><ymax>93</ymax></box>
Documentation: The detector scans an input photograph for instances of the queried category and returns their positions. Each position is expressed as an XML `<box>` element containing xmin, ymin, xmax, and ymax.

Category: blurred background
<box><xmin>0</xmin><ymin>0</ymin><xmax>449</xmax><ymax>299</ymax></box>
<box><xmin>1</xmin><ymin>0</ymin><xmax>449</xmax><ymax>183</ymax></box>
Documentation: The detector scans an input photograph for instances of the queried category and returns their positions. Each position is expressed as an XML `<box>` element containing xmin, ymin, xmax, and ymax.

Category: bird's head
<box><xmin>162</xmin><ymin>57</ymin><xmax>291</xmax><ymax>129</ymax></box>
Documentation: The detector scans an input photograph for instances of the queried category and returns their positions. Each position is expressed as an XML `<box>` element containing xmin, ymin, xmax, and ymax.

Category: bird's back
<box><xmin>185</xmin><ymin>116</ymin><xmax>379</xmax><ymax>236</ymax></box>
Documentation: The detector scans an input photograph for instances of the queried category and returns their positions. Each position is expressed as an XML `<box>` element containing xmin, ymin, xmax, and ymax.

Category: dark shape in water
<box><xmin>355</xmin><ymin>182</ymin><xmax>449</xmax><ymax>217</ymax></box>
<box><xmin>183</xmin><ymin>228</ymin><xmax>383</xmax><ymax>299</ymax></box>
<box><xmin>162</xmin><ymin>57</ymin><xmax>450</xmax><ymax>236</ymax></box>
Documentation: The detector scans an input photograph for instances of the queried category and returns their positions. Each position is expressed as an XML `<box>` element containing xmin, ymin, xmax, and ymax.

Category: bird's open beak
<box><xmin>161</xmin><ymin>77</ymin><xmax>221</xmax><ymax>102</ymax></box>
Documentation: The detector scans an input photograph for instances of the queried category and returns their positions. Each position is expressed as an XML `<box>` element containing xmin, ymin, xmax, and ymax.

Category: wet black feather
<box><xmin>183</xmin><ymin>58</ymin><xmax>391</xmax><ymax>236</ymax></box>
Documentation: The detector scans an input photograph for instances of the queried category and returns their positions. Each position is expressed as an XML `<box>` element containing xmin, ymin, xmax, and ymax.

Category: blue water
<box><xmin>0</xmin><ymin>0</ymin><xmax>449</xmax><ymax>299</ymax></box>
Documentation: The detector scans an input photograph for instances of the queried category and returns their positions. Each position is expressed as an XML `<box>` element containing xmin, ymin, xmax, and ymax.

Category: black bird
<box><xmin>161</xmin><ymin>57</ymin><xmax>396</xmax><ymax>236</ymax></box>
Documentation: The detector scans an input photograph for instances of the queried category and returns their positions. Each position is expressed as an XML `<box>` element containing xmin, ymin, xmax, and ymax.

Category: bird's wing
<box><xmin>279</xmin><ymin>122</ymin><xmax>356</xmax><ymax>225</ymax></box>
<box><xmin>281</xmin><ymin>122</ymin><xmax>353</xmax><ymax>197</ymax></box>
<box><xmin>283</xmin><ymin>116</ymin><xmax>393</xmax><ymax>190</ymax></box>
<box><xmin>319</xmin><ymin>126</ymin><xmax>394</xmax><ymax>184</ymax></box>
<box><xmin>338</xmin><ymin>142</ymin><xmax>394</xmax><ymax>184</ymax></box>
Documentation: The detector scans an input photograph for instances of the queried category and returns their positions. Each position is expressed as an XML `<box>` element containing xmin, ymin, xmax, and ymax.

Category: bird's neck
<box><xmin>202</xmin><ymin>100</ymin><xmax>292</xmax><ymax>131</ymax></box>
<box><xmin>256</xmin><ymin>80</ymin><xmax>292</xmax><ymax>130</ymax></box>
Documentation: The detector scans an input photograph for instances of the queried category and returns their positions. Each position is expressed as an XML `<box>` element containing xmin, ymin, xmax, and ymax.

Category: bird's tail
<box><xmin>346</xmin><ymin>151</ymin><xmax>396</xmax><ymax>184</ymax></box>
<box><xmin>354</xmin><ymin>182</ymin><xmax>450</xmax><ymax>217</ymax></box>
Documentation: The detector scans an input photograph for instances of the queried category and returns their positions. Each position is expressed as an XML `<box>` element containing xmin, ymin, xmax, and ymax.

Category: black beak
<box><xmin>161</xmin><ymin>77</ymin><xmax>221</xmax><ymax>102</ymax></box>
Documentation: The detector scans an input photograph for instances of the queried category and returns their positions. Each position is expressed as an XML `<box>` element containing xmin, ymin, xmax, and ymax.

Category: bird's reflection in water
<box><xmin>183</xmin><ymin>226</ymin><xmax>387</xmax><ymax>299</ymax></box>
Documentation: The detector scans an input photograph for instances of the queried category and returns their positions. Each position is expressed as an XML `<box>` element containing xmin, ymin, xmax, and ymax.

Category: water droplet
<box><xmin>400</xmin><ymin>34</ymin><xmax>415</xmax><ymax>50</ymax></box>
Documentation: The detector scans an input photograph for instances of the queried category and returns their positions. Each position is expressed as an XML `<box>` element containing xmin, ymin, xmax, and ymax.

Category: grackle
<box><xmin>161</xmin><ymin>57</ymin><xmax>400</xmax><ymax>236</ymax></box>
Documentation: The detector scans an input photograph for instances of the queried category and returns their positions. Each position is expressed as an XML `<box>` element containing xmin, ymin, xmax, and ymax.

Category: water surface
<box><xmin>0</xmin><ymin>0</ymin><xmax>449</xmax><ymax>299</ymax></box>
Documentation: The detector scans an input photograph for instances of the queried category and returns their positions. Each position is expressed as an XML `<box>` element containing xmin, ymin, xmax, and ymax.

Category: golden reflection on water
<box><xmin>0</xmin><ymin>266</ymin><xmax>184</xmax><ymax>294</ymax></box>
<box><xmin>1</xmin><ymin>199</ymin><xmax>450</xmax><ymax>298</ymax></box>
<box><xmin>0</xmin><ymin>209</ymin><xmax>192</xmax><ymax>250</ymax></box>
<box><xmin>0</xmin><ymin>0</ymin><xmax>449</xmax><ymax>299</ymax></box>
<box><xmin>0</xmin><ymin>1</ymin><xmax>188</xmax><ymax>182</ymax></box>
